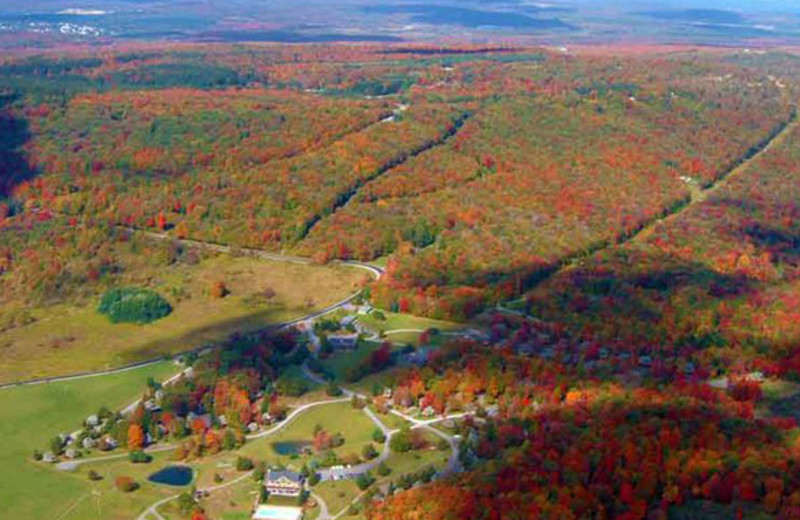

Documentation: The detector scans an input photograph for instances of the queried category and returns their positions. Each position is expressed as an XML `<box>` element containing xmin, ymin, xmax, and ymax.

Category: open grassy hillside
<box><xmin>0</xmin><ymin>361</ymin><xmax>177</xmax><ymax>520</ymax></box>
<box><xmin>0</xmin><ymin>220</ymin><xmax>367</xmax><ymax>382</ymax></box>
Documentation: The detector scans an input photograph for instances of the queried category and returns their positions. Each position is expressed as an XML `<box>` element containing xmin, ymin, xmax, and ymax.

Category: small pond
<box><xmin>148</xmin><ymin>465</ymin><xmax>193</xmax><ymax>486</ymax></box>
<box><xmin>271</xmin><ymin>440</ymin><xmax>312</xmax><ymax>455</ymax></box>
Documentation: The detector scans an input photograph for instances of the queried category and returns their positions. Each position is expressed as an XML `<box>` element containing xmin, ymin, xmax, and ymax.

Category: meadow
<box><xmin>239</xmin><ymin>402</ymin><xmax>378</xmax><ymax>467</ymax></box>
<box><xmin>0</xmin><ymin>361</ymin><xmax>178</xmax><ymax>520</ymax></box>
<box><xmin>0</xmin><ymin>251</ymin><xmax>366</xmax><ymax>382</ymax></box>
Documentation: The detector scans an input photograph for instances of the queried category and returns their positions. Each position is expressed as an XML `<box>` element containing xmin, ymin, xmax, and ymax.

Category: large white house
<box><xmin>265</xmin><ymin>469</ymin><xmax>304</xmax><ymax>497</ymax></box>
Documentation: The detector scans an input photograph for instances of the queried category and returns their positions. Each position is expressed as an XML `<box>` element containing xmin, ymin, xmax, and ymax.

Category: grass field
<box><xmin>0</xmin><ymin>361</ymin><xmax>178</xmax><ymax>520</ymax></box>
<box><xmin>239</xmin><ymin>402</ymin><xmax>378</xmax><ymax>467</ymax></box>
<box><xmin>358</xmin><ymin>310</ymin><xmax>463</xmax><ymax>339</ymax></box>
<box><xmin>319</xmin><ymin>339</ymin><xmax>394</xmax><ymax>381</ymax></box>
<box><xmin>313</xmin><ymin>479</ymin><xmax>362</xmax><ymax>517</ymax></box>
<box><xmin>369</xmin><ymin>408</ymin><xmax>411</xmax><ymax>431</ymax></box>
<box><xmin>0</xmin><ymin>255</ymin><xmax>366</xmax><ymax>383</ymax></box>
<box><xmin>61</xmin><ymin>451</ymin><xmax>190</xmax><ymax>520</ymax></box>
<box><xmin>381</xmin><ymin>442</ymin><xmax>447</xmax><ymax>478</ymax></box>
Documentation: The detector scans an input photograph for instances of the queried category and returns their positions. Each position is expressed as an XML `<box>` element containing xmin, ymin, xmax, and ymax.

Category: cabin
<box><xmin>265</xmin><ymin>469</ymin><xmax>304</xmax><ymax>497</ymax></box>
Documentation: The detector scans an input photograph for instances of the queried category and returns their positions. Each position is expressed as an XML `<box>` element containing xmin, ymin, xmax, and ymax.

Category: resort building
<box><xmin>265</xmin><ymin>469</ymin><xmax>304</xmax><ymax>497</ymax></box>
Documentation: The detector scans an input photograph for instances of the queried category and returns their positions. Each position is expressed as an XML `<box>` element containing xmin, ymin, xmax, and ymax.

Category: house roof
<box><xmin>266</xmin><ymin>469</ymin><xmax>303</xmax><ymax>484</ymax></box>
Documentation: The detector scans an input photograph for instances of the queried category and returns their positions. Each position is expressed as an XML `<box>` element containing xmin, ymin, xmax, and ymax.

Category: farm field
<box><xmin>0</xmin><ymin>251</ymin><xmax>367</xmax><ymax>383</ymax></box>
<box><xmin>0</xmin><ymin>361</ymin><xmax>178</xmax><ymax>520</ymax></box>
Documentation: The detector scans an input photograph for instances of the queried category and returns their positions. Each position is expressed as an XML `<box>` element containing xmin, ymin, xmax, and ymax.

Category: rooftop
<box><xmin>266</xmin><ymin>469</ymin><xmax>303</xmax><ymax>483</ymax></box>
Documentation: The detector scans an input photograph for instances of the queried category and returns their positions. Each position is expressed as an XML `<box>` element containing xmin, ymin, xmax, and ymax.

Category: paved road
<box><xmin>136</xmin><ymin>494</ymin><xmax>175</xmax><ymax>520</ymax></box>
<box><xmin>310</xmin><ymin>491</ymin><xmax>331</xmax><ymax>520</ymax></box>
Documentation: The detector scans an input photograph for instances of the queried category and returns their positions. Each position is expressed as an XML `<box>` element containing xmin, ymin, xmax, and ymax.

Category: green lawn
<box><xmin>62</xmin><ymin>451</ymin><xmax>190</xmax><ymax>520</ymax></box>
<box><xmin>0</xmin><ymin>361</ymin><xmax>178</xmax><ymax>520</ymax></box>
<box><xmin>381</xmin><ymin>445</ymin><xmax>447</xmax><ymax>481</ymax></box>
<box><xmin>0</xmin><ymin>256</ymin><xmax>365</xmax><ymax>383</ymax></box>
<box><xmin>238</xmin><ymin>402</ymin><xmax>378</xmax><ymax>468</ymax></box>
<box><xmin>367</xmin><ymin>407</ymin><xmax>411</xmax><ymax>431</ymax></box>
<box><xmin>359</xmin><ymin>310</ymin><xmax>462</xmax><ymax>338</ymax></box>
<box><xmin>319</xmin><ymin>340</ymin><xmax>388</xmax><ymax>381</ymax></box>
<box><xmin>312</xmin><ymin>479</ymin><xmax>362</xmax><ymax>517</ymax></box>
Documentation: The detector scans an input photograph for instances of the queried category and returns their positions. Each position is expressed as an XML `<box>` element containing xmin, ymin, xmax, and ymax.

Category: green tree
<box><xmin>355</xmin><ymin>471</ymin><xmax>375</xmax><ymax>490</ymax></box>
<box><xmin>177</xmin><ymin>492</ymin><xmax>196</xmax><ymax>515</ymax></box>
<box><xmin>362</xmin><ymin>443</ymin><xmax>378</xmax><ymax>460</ymax></box>
<box><xmin>223</xmin><ymin>429</ymin><xmax>237</xmax><ymax>451</ymax></box>
<box><xmin>377</xmin><ymin>462</ymin><xmax>391</xmax><ymax>476</ymax></box>
<box><xmin>389</xmin><ymin>426</ymin><xmax>413</xmax><ymax>453</ymax></box>
<box><xmin>236</xmin><ymin>456</ymin><xmax>254</xmax><ymax>471</ymax></box>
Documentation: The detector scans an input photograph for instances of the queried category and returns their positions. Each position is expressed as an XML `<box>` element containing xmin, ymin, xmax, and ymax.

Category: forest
<box><xmin>6</xmin><ymin>42</ymin><xmax>800</xmax><ymax>520</ymax></box>
<box><xmin>2</xmin><ymin>45</ymin><xmax>796</xmax><ymax>323</ymax></box>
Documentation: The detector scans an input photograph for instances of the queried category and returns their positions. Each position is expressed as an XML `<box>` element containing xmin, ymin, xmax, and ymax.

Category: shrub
<box><xmin>210</xmin><ymin>281</ymin><xmax>228</xmax><ymax>299</ymax></box>
<box><xmin>362</xmin><ymin>443</ymin><xmax>378</xmax><ymax>460</ymax></box>
<box><xmin>128</xmin><ymin>450</ymin><xmax>152</xmax><ymax>463</ymax></box>
<box><xmin>326</xmin><ymin>381</ymin><xmax>343</xmax><ymax>397</ymax></box>
<box><xmin>236</xmin><ymin>456</ymin><xmax>254</xmax><ymax>471</ymax></box>
<box><xmin>177</xmin><ymin>492</ymin><xmax>196</xmax><ymax>514</ymax></box>
<box><xmin>355</xmin><ymin>471</ymin><xmax>375</xmax><ymax>490</ymax></box>
<box><xmin>389</xmin><ymin>426</ymin><xmax>413</xmax><ymax>453</ymax></box>
<box><xmin>417</xmin><ymin>466</ymin><xmax>436</xmax><ymax>483</ymax></box>
<box><xmin>275</xmin><ymin>376</ymin><xmax>309</xmax><ymax>397</ymax></box>
<box><xmin>50</xmin><ymin>436</ymin><xmax>64</xmax><ymax>455</ymax></box>
<box><xmin>213</xmin><ymin>473</ymin><xmax>223</xmax><ymax>483</ymax></box>
<box><xmin>377</xmin><ymin>462</ymin><xmax>391</xmax><ymax>476</ymax></box>
<box><xmin>98</xmin><ymin>287</ymin><xmax>172</xmax><ymax>324</ymax></box>
<box><xmin>372</xmin><ymin>428</ymin><xmax>386</xmax><ymax>443</ymax></box>
<box><xmin>114</xmin><ymin>475</ymin><xmax>138</xmax><ymax>492</ymax></box>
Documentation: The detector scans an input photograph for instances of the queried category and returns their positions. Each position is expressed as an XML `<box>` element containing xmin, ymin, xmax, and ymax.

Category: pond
<box><xmin>271</xmin><ymin>440</ymin><xmax>312</xmax><ymax>456</ymax></box>
<box><xmin>148</xmin><ymin>465</ymin><xmax>193</xmax><ymax>486</ymax></box>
